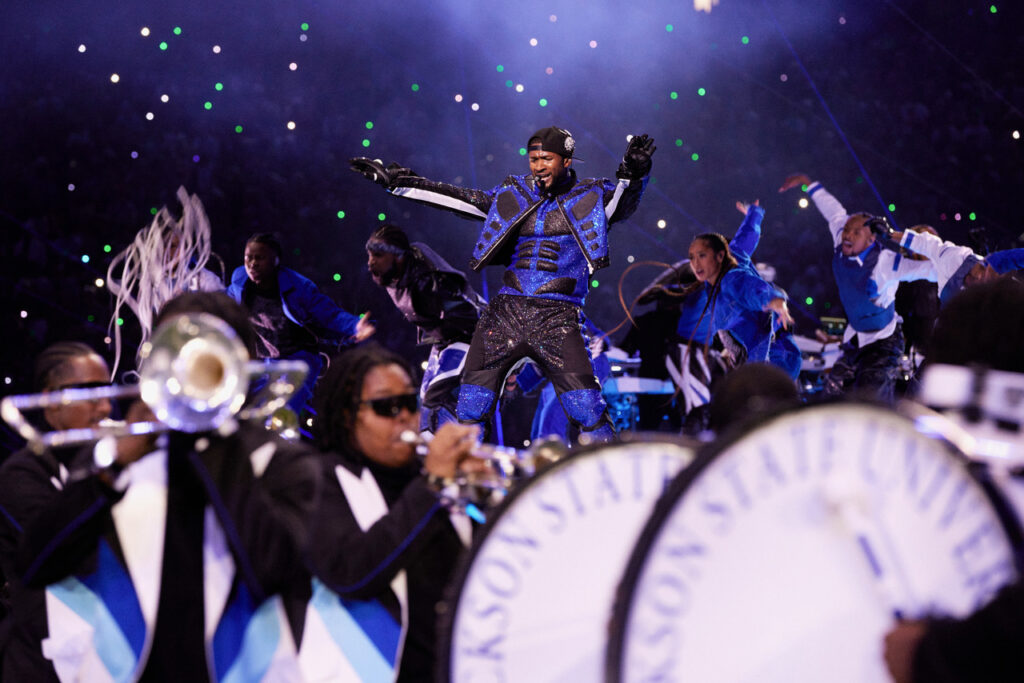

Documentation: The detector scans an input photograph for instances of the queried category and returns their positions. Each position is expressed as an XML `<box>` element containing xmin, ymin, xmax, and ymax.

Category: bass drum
<box><xmin>438</xmin><ymin>435</ymin><xmax>696</xmax><ymax>682</ymax></box>
<box><xmin>607</xmin><ymin>401</ymin><xmax>1024</xmax><ymax>683</ymax></box>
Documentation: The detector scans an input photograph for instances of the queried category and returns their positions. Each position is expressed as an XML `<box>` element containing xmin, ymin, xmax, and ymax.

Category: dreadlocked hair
<box><xmin>683</xmin><ymin>233</ymin><xmax>739</xmax><ymax>366</ymax></box>
<box><xmin>311</xmin><ymin>343</ymin><xmax>415</xmax><ymax>454</ymax></box>
<box><xmin>34</xmin><ymin>342</ymin><xmax>103</xmax><ymax>392</ymax></box>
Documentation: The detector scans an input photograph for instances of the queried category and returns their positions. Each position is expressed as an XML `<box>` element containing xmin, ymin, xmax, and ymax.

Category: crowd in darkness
<box><xmin>2</xmin><ymin>2</ymin><xmax>1022</xmax><ymax>452</ymax></box>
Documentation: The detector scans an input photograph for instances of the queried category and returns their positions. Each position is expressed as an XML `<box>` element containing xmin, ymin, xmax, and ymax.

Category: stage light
<box><xmin>454</xmin><ymin>94</ymin><xmax>463</xmax><ymax>102</ymax></box>
<box><xmin>140</xmin><ymin>27</ymin><xmax>150</xmax><ymax>37</ymax></box>
<box><xmin>805</xmin><ymin>296</ymin><xmax>814</xmax><ymax>305</ymax></box>
<box><xmin>887</xmin><ymin>203</ymin><xmax>895</xmax><ymax>212</ymax></box>
<box><xmin>496</xmin><ymin>65</ymin><xmax>504</xmax><ymax>72</ymax></box>
<box><xmin>173</xmin><ymin>27</ymin><xmax>182</xmax><ymax>36</ymax></box>
<box><xmin>519</xmin><ymin>148</ymin><xmax>527</xmax><ymax>155</ymax></box>
<box><xmin>539</xmin><ymin>98</ymin><xmax>548</xmax><ymax>107</ymax></box>
<box><xmin>145</xmin><ymin>113</ymin><xmax>154</xmax><ymax>121</ymax></box>
<box><xmin>159</xmin><ymin>42</ymin><xmax>168</xmax><ymax>51</ymax></box>
<box><xmin>212</xmin><ymin>45</ymin><xmax>221</xmax><ymax>53</ymax></box>
<box><xmin>799</xmin><ymin>198</ymin><xmax>809</xmax><ymax>208</ymax></box>
<box><xmin>204</xmin><ymin>101</ymin><xmax>212</xmax><ymax>110</ymax></box>
<box><xmin>530</xmin><ymin>38</ymin><xmax>538</xmax><ymax>46</ymax></box>
<box><xmin>675</xmin><ymin>139</ymin><xmax>683</xmax><ymax>146</ymax></box>
<box><xmin>161</xmin><ymin>94</ymin><xmax>169</xmax><ymax>102</ymax></box>
<box><xmin>365</xmin><ymin>121</ymin><xmax>373</xmax><ymax>129</ymax></box>
<box><xmin>333</xmin><ymin>273</ymin><xmax>341</xmax><ymax>282</ymax></box>
<box><xmin>362</xmin><ymin>139</ymin><xmax>370</xmax><ymax>147</ymax></box>
<box><xmin>131</xmin><ymin>151</ymin><xmax>139</xmax><ymax>159</ymax></box>
<box><xmin>471</xmin><ymin>103</ymin><xmax>480</xmax><ymax>111</ymax></box>
<box><xmin>670</xmin><ymin>91</ymin><xmax>678</xmax><ymax>100</ymax></box>
<box><xmin>235</xmin><ymin>125</ymin><xmax>243</xmax><ymax>133</ymax></box>
<box><xmin>215</xmin><ymin>82</ymin><xmax>224</xmax><ymax>90</ymax></box>
<box><xmin>666</xmin><ymin>24</ymin><xmax>674</xmax><ymax>32</ymax></box>
<box><xmin>68</xmin><ymin>184</ymin><xmax>75</xmax><ymax>191</ymax></box>
<box><xmin>780</xmin><ymin>74</ymin><xmax>788</xmax><ymax>82</ymax></box>
<box><xmin>289</xmin><ymin>62</ymin><xmax>297</xmax><ymax>71</ymax></box>
<box><xmin>545</xmin><ymin>67</ymin><xmax>553</xmax><ymax>75</ymax></box>
<box><xmin>698</xmin><ymin>87</ymin><xmax>706</xmax><ymax>96</ymax></box>
<box><xmin>411</xmin><ymin>83</ymin><xmax>420</xmax><ymax>91</ymax></box>
<box><xmin>657</xmin><ymin>219</ymin><xmax>667</xmax><ymax>229</ymax></box>
<box><xmin>969</xmin><ymin>212</ymin><xmax>977</xmax><ymax>220</ymax></box>
<box><xmin>691</xmin><ymin>153</ymin><xmax>699</xmax><ymax>161</ymax></box>
<box><xmin>589</xmin><ymin>40</ymin><xmax>598</xmax><ymax>48</ymax></box>
<box><xmin>20</xmin><ymin>310</ymin><xmax>28</xmax><ymax>318</ymax></box>
<box><xmin>301</xmin><ymin>22</ymin><xmax>310</xmax><ymax>30</ymax></box>
<box><xmin>287</xmin><ymin>121</ymin><xmax>296</xmax><ymax>130</ymax></box>
<box><xmin>741</xmin><ymin>36</ymin><xmax>750</xmax><ymax>44</ymax></box>
<box><xmin>1012</xmin><ymin>130</ymin><xmax>1020</xmax><ymax>139</ymax></box>
<box><xmin>103</xmin><ymin>245</ymin><xmax>112</xmax><ymax>253</ymax></box>
<box><xmin>95</xmin><ymin>278</ymin><xmax>104</xmax><ymax>288</ymax></box>
<box><xmin>81</xmin><ymin>255</ymin><xmax>90</xmax><ymax>263</ymax></box>
<box><xmin>78</xmin><ymin>44</ymin><xmax>86</xmax><ymax>53</ymax></box>
<box><xmin>192</xmin><ymin>155</ymin><xmax>200</xmax><ymax>162</ymax></box>
<box><xmin>378</xmin><ymin>213</ymin><xmax>386</xmax><ymax>221</ymax></box>
<box><xmin>515</xmin><ymin>84</ymin><xmax>524</xmax><ymax>92</ymax></box>
<box><xmin>550</xmin><ymin>15</ymin><xmax>557</xmax><ymax>22</ymax></box>
<box><xmin>337</xmin><ymin>211</ymin><xmax>345</xmax><ymax>219</ymax></box>
<box><xmin>110</xmin><ymin>74</ymin><xmax>120</xmax><ymax>83</ymax></box>
<box><xmin>591</xmin><ymin>280</ymin><xmax>599</xmax><ymax>288</ymax></box>
<box><xmin>627</xmin><ymin>255</ymin><xmax>635</xmax><ymax>263</ymax></box>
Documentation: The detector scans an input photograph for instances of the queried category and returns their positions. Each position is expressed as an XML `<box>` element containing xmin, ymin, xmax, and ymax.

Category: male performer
<box><xmin>365</xmin><ymin>224</ymin><xmax>487</xmax><ymax>433</ymax></box>
<box><xmin>351</xmin><ymin>127</ymin><xmax>654</xmax><ymax>440</ymax></box>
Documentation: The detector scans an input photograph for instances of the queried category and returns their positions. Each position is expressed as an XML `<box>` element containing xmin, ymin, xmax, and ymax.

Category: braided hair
<box><xmin>311</xmin><ymin>343</ymin><xmax>414</xmax><ymax>454</ymax></box>
<box><xmin>33</xmin><ymin>342</ymin><xmax>102</xmax><ymax>392</ymax></box>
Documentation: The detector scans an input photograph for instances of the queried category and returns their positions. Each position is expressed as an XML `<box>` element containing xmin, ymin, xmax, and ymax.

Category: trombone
<box><xmin>2</xmin><ymin>312</ymin><xmax>308</xmax><ymax>454</ymax></box>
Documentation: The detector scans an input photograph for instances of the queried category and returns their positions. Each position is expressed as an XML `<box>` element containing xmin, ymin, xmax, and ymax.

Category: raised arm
<box><xmin>730</xmin><ymin>201</ymin><xmax>764</xmax><ymax>261</ymax></box>
<box><xmin>604</xmin><ymin>134</ymin><xmax>656</xmax><ymax>224</ymax></box>
<box><xmin>350</xmin><ymin>157</ymin><xmax>493</xmax><ymax>221</ymax></box>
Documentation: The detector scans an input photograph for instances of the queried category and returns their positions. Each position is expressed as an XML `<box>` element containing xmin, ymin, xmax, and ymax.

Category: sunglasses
<box><xmin>362</xmin><ymin>392</ymin><xmax>419</xmax><ymax>418</ymax></box>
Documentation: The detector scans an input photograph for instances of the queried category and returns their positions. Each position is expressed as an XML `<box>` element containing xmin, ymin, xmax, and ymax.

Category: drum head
<box><xmin>438</xmin><ymin>434</ymin><xmax>696</xmax><ymax>682</ymax></box>
<box><xmin>607</xmin><ymin>401</ymin><xmax>1023</xmax><ymax>683</ymax></box>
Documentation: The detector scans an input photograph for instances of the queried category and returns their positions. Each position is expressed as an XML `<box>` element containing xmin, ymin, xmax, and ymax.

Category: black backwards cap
<box><xmin>527</xmin><ymin>126</ymin><xmax>579</xmax><ymax>160</ymax></box>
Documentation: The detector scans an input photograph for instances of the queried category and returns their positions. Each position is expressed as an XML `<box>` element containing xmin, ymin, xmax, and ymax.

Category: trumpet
<box><xmin>400</xmin><ymin>430</ymin><xmax>568</xmax><ymax>517</ymax></box>
<box><xmin>2</xmin><ymin>312</ymin><xmax>308</xmax><ymax>454</ymax></box>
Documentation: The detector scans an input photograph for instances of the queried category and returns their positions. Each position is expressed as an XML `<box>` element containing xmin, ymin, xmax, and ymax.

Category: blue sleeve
<box><xmin>677</xmin><ymin>289</ymin><xmax>713</xmax><ymax>343</ymax></box>
<box><xmin>729</xmin><ymin>205</ymin><xmax>764</xmax><ymax>261</ymax></box>
<box><xmin>721</xmin><ymin>267</ymin><xmax>785</xmax><ymax>311</ymax></box>
<box><xmin>986</xmin><ymin>249</ymin><xmax>1024</xmax><ymax>274</ymax></box>
<box><xmin>292</xmin><ymin>277</ymin><xmax>360</xmax><ymax>338</ymax></box>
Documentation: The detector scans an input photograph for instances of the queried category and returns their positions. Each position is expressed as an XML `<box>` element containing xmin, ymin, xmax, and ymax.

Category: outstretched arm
<box><xmin>730</xmin><ymin>201</ymin><xmax>764</xmax><ymax>261</ymax></box>
<box><xmin>604</xmin><ymin>134</ymin><xmax>656</xmax><ymax>224</ymax></box>
<box><xmin>350</xmin><ymin>157</ymin><xmax>493</xmax><ymax>221</ymax></box>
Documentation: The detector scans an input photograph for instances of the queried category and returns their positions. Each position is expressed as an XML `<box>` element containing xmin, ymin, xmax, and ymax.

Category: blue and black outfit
<box><xmin>376</xmin><ymin>242</ymin><xmax>487</xmax><ymax>434</ymax></box>
<box><xmin>806</xmin><ymin>181</ymin><xmax>936</xmax><ymax>401</ymax></box>
<box><xmin>357</xmin><ymin>153</ymin><xmax>649</xmax><ymax>439</ymax></box>
<box><xmin>227</xmin><ymin>266</ymin><xmax>361</xmax><ymax>413</ymax></box>
<box><xmin>898</xmin><ymin>229</ymin><xmax>1024</xmax><ymax>304</ymax></box>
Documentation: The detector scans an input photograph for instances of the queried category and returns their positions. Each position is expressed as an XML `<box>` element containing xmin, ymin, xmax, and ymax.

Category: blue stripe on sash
<box><xmin>311</xmin><ymin>579</ymin><xmax>398</xmax><ymax>681</ymax></box>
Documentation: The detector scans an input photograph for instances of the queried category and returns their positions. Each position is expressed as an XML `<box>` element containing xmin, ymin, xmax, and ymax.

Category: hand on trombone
<box><xmin>420</xmin><ymin>422</ymin><xmax>484</xmax><ymax>481</ymax></box>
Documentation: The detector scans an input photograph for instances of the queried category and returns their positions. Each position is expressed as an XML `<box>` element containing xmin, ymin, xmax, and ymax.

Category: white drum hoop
<box><xmin>602</xmin><ymin>401</ymin><xmax>1019</xmax><ymax>683</ymax></box>
<box><xmin>437</xmin><ymin>433</ymin><xmax>697</xmax><ymax>683</ymax></box>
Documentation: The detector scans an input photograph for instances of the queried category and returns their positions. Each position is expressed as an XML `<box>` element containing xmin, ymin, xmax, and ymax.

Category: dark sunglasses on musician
<box><xmin>362</xmin><ymin>392</ymin><xmax>419</xmax><ymax>418</ymax></box>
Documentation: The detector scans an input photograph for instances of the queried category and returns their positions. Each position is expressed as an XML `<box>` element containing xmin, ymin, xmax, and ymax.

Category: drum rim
<box><xmin>435</xmin><ymin>431</ymin><xmax>699</xmax><ymax>683</ymax></box>
<box><xmin>603</xmin><ymin>398</ymin><xmax>1024</xmax><ymax>682</ymax></box>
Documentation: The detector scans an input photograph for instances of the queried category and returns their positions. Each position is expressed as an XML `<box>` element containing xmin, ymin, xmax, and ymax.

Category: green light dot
<box><xmin>741</xmin><ymin>36</ymin><xmax>750</xmax><ymax>45</ymax></box>
<box><xmin>670</xmin><ymin>91</ymin><xmax>678</xmax><ymax>100</ymax></box>
<box><xmin>234</xmin><ymin>124</ymin><xmax>243</xmax><ymax>133</ymax></box>
<box><xmin>173</xmin><ymin>27</ymin><xmax>182</xmax><ymax>36</ymax></box>
<box><xmin>365</xmin><ymin>121</ymin><xmax>373</xmax><ymax>129</ymax></box>
<box><xmin>150</xmin><ymin>207</ymin><xmax>158</xmax><ymax>215</ymax></box>
<box><xmin>336</xmin><ymin>210</ymin><xmax>346</xmax><ymax>219</ymax></box>
<box><xmin>855</xmin><ymin>176</ymin><xmax>865</xmax><ymax>184</ymax></box>
<box><xmin>333</xmin><ymin>273</ymin><xmax>341</xmax><ymax>282</ymax></box>
<box><xmin>805</xmin><ymin>296</ymin><xmax>814</xmax><ymax>305</ymax></box>
<box><xmin>675</xmin><ymin>139</ymin><xmax>683</xmax><ymax>146</ymax></box>
<box><xmin>293</xmin><ymin>248</ymin><xmax>301</xmax><ymax>256</ymax></box>
<box><xmin>214</xmin><ymin>82</ymin><xmax>223</xmax><ymax>91</ymax></box>
<box><xmin>990</xmin><ymin>5</ymin><xmax>997</xmax><ymax>13</ymax></box>
<box><xmin>496</xmin><ymin>65</ymin><xmax>504</xmax><ymax>72</ymax></box>
<box><xmin>361</xmin><ymin>139</ymin><xmax>370</xmax><ymax>147</ymax></box>
<box><xmin>377</xmin><ymin>213</ymin><xmax>386</xmax><ymax>221</ymax></box>
<box><xmin>116</xmin><ymin>318</ymin><xmax>124</xmax><ymax>326</ymax></box>
<box><xmin>504</xmin><ymin>80</ymin><xmax>512</xmax><ymax>87</ymax></box>
<box><xmin>519</xmin><ymin>148</ymin><xmax>527</xmax><ymax>156</ymax></box>
<box><xmin>824</xmin><ymin>302</ymin><xmax>832</xmax><ymax>309</ymax></box>
<box><xmin>411</xmin><ymin>83</ymin><xmax>420</xmax><ymax>92</ymax></box>
<box><xmin>159</xmin><ymin>41</ymin><xmax>168</xmax><ymax>51</ymax></box>
<box><xmin>801</xmin><ymin>183</ymin><xmax>809</xmax><ymax>192</ymax></box>
<box><xmin>591</xmin><ymin>279</ymin><xmax>599</xmax><ymax>288</ymax></box>
<box><xmin>697</xmin><ymin>87</ymin><xmax>706</xmax><ymax>96</ymax></box>
<box><xmin>887</xmin><ymin>203</ymin><xmax>896</xmax><ymax>212</ymax></box>
<box><xmin>103</xmin><ymin>244</ymin><xmax>112</xmax><ymax>253</ymax></box>
<box><xmin>691</xmin><ymin>153</ymin><xmax>700</xmax><ymax>161</ymax></box>
<box><xmin>539</xmin><ymin>98</ymin><xmax>548</xmax><ymax>107</ymax></box>
<box><xmin>204</xmin><ymin>101</ymin><xmax>212</xmax><ymax>110</ymax></box>
<box><xmin>87</xmin><ymin>315</ymin><xmax>95</xmax><ymax>322</ymax></box>
<box><xmin>666</xmin><ymin>24</ymin><xmax>674</xmax><ymax>32</ymax></box>
<box><xmin>300</xmin><ymin>22</ymin><xmax>310</xmax><ymax>31</ymax></box>
<box><xmin>969</xmin><ymin>212</ymin><xmax>977</xmax><ymax>221</ymax></box>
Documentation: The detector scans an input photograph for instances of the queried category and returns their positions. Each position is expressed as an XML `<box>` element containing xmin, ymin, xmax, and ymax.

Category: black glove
<box><xmin>865</xmin><ymin>215</ymin><xmax>900</xmax><ymax>250</ymax></box>
<box><xmin>349</xmin><ymin>158</ymin><xmax>416</xmax><ymax>187</ymax></box>
<box><xmin>616</xmin><ymin>134</ymin><xmax>656</xmax><ymax>180</ymax></box>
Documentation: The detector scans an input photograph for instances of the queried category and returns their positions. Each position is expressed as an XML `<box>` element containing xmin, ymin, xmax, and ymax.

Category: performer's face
<box><xmin>529</xmin><ymin>149</ymin><xmax>571</xmax><ymax>190</ymax></box>
<box><xmin>840</xmin><ymin>216</ymin><xmax>876</xmax><ymax>257</ymax></box>
<box><xmin>366</xmin><ymin>243</ymin><xmax>403</xmax><ymax>286</ymax></box>
<box><xmin>244</xmin><ymin>242</ymin><xmax>277</xmax><ymax>286</ymax></box>
<box><xmin>354</xmin><ymin>363</ymin><xmax>420</xmax><ymax>468</ymax></box>
<box><xmin>688</xmin><ymin>238</ymin><xmax>725</xmax><ymax>285</ymax></box>
<box><xmin>43</xmin><ymin>353</ymin><xmax>113</xmax><ymax>431</ymax></box>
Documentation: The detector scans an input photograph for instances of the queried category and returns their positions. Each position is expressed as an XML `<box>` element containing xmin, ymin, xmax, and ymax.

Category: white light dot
<box><xmin>549</xmin><ymin>14</ymin><xmax>557</xmax><ymax>22</ymax></box>
<box><xmin>4</xmin><ymin>377</ymin><xmax>11</xmax><ymax>385</ymax></box>
<box><xmin>67</xmin><ymin>184</ymin><xmax>75</xmax><ymax>191</ymax></box>
<box><xmin>78</xmin><ymin>44</ymin><xmax>87</xmax><ymax>53</ymax></box>
<box><xmin>589</xmin><ymin>40</ymin><xmax>598</xmax><ymax>48</ymax></box>
<box><xmin>130</xmin><ymin>151</ymin><xmax>139</xmax><ymax>159</ymax></box>
<box><xmin>1013</xmin><ymin>130</ymin><xmax>1021</xmax><ymax>140</ymax></box>
<box><xmin>515</xmin><ymin>84</ymin><xmax>524</xmax><ymax>93</ymax></box>
<box><xmin>839</xmin><ymin>16</ymin><xmax>847</xmax><ymax>24</ymax></box>
<box><xmin>145</xmin><ymin>112</ymin><xmax>154</xmax><ymax>121</ymax></box>
<box><xmin>954</xmin><ymin>213</ymin><xmax>962</xmax><ymax>221</ymax></box>
<box><xmin>627</xmin><ymin>255</ymin><xmax>635</xmax><ymax>263</ymax></box>
<box><xmin>140</xmin><ymin>27</ymin><xmax>150</xmax><ymax>37</ymax></box>
<box><xmin>104</xmin><ymin>336</ymin><xmax>112</xmax><ymax>345</ymax></box>
<box><xmin>454</xmin><ymin>93</ymin><xmax>463</xmax><ymax>102</ymax></box>
<box><xmin>161</xmin><ymin>94</ymin><xmax>169</xmax><ymax>103</ymax></box>
<box><xmin>421</xmin><ymin>361</ymin><xmax>429</xmax><ymax>370</ymax></box>
<box><xmin>657</xmin><ymin>219</ymin><xmax>667</xmax><ymax>229</ymax></box>
<box><xmin>780</xmin><ymin>73</ymin><xmax>788</xmax><ymax>82</ymax></box>
<box><xmin>545</xmin><ymin>67</ymin><xmax>553</xmax><ymax>75</ymax></box>
<box><xmin>529</xmin><ymin>38</ymin><xmax>538</xmax><ymax>46</ymax></box>
<box><xmin>94</xmin><ymin>278</ymin><xmax>105</xmax><ymax>288</ymax></box>
<box><xmin>20</xmin><ymin>310</ymin><xmax>27</xmax><ymax>318</ymax></box>
<box><xmin>212</xmin><ymin>45</ymin><xmax>221</xmax><ymax>53</ymax></box>
<box><xmin>626</xmin><ymin>134</ymin><xmax>634</xmax><ymax>142</ymax></box>
<box><xmin>287</xmin><ymin>121</ymin><xmax>296</xmax><ymax>130</ymax></box>
<box><xmin>471</xmin><ymin>102</ymin><xmax>480</xmax><ymax>111</ymax></box>
<box><xmin>110</xmin><ymin>73</ymin><xmax>120</xmax><ymax>83</ymax></box>
<box><xmin>799</xmin><ymin>197</ymin><xmax>809</xmax><ymax>208</ymax></box>
<box><xmin>299</xmin><ymin>34</ymin><xmax>308</xmax><ymax>42</ymax></box>
<box><xmin>289</xmin><ymin>62</ymin><xmax>297</xmax><ymax>71</ymax></box>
